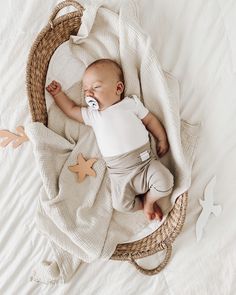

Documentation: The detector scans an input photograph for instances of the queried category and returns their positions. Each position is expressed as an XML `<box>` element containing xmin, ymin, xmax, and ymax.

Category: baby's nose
<box><xmin>85</xmin><ymin>89</ymin><xmax>94</xmax><ymax>96</ymax></box>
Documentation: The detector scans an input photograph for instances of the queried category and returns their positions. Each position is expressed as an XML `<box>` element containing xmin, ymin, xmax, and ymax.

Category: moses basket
<box><xmin>26</xmin><ymin>0</ymin><xmax>188</xmax><ymax>276</ymax></box>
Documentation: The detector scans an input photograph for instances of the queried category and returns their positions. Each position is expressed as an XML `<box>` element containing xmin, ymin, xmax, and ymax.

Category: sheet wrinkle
<box><xmin>26</xmin><ymin>1</ymin><xmax>200</xmax><ymax>283</ymax></box>
<box><xmin>215</xmin><ymin>0</ymin><xmax>236</xmax><ymax>73</ymax></box>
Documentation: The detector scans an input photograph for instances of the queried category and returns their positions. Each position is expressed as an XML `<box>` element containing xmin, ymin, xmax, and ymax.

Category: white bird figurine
<box><xmin>196</xmin><ymin>176</ymin><xmax>222</xmax><ymax>242</ymax></box>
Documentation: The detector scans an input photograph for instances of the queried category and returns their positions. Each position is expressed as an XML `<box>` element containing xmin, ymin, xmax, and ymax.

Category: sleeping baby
<box><xmin>46</xmin><ymin>59</ymin><xmax>174</xmax><ymax>221</ymax></box>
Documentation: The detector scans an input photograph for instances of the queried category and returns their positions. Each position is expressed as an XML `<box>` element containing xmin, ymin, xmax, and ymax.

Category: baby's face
<box><xmin>82</xmin><ymin>64</ymin><xmax>123</xmax><ymax>110</ymax></box>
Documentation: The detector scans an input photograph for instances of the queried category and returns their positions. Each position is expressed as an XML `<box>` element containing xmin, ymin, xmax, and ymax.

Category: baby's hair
<box><xmin>86</xmin><ymin>58</ymin><xmax>125</xmax><ymax>84</ymax></box>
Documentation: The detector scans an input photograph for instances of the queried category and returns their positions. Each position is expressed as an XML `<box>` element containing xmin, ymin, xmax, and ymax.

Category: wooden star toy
<box><xmin>68</xmin><ymin>153</ymin><xmax>97</xmax><ymax>183</ymax></box>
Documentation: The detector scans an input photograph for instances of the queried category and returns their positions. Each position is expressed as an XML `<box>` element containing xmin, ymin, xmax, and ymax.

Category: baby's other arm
<box><xmin>142</xmin><ymin>112</ymin><xmax>169</xmax><ymax>157</ymax></box>
<box><xmin>46</xmin><ymin>80</ymin><xmax>84</xmax><ymax>124</ymax></box>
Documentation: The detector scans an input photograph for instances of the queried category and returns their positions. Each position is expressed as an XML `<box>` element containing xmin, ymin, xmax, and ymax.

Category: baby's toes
<box><xmin>144</xmin><ymin>206</ymin><xmax>155</xmax><ymax>221</ymax></box>
<box><xmin>146</xmin><ymin>212</ymin><xmax>155</xmax><ymax>221</ymax></box>
<box><xmin>153</xmin><ymin>202</ymin><xmax>163</xmax><ymax>221</ymax></box>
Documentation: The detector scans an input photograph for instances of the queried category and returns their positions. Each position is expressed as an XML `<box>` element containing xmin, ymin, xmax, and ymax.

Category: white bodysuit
<box><xmin>81</xmin><ymin>95</ymin><xmax>149</xmax><ymax>157</ymax></box>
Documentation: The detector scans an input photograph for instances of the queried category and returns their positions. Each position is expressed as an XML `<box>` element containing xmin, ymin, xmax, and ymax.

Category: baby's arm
<box><xmin>142</xmin><ymin>112</ymin><xmax>169</xmax><ymax>157</ymax></box>
<box><xmin>46</xmin><ymin>80</ymin><xmax>84</xmax><ymax>124</ymax></box>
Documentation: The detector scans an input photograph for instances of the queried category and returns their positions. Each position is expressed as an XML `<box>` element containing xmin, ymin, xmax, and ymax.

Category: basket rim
<box><xmin>26</xmin><ymin>10</ymin><xmax>83</xmax><ymax>121</ymax></box>
<box><xmin>111</xmin><ymin>192</ymin><xmax>188</xmax><ymax>260</ymax></box>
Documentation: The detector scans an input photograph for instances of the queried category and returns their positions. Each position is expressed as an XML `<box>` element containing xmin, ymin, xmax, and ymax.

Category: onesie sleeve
<box><xmin>132</xmin><ymin>95</ymin><xmax>149</xmax><ymax>119</ymax></box>
<box><xmin>81</xmin><ymin>107</ymin><xmax>94</xmax><ymax>126</ymax></box>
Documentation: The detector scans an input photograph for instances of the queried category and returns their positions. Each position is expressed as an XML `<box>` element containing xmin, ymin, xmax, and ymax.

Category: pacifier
<box><xmin>85</xmin><ymin>96</ymin><xmax>99</xmax><ymax>110</ymax></box>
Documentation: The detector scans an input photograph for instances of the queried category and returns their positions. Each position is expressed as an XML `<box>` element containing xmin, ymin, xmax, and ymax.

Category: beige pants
<box><xmin>104</xmin><ymin>142</ymin><xmax>174</xmax><ymax>213</ymax></box>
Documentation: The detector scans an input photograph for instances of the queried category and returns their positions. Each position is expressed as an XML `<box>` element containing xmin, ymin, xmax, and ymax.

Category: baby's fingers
<box><xmin>157</xmin><ymin>145</ymin><xmax>165</xmax><ymax>157</ymax></box>
<box><xmin>51</xmin><ymin>84</ymin><xmax>57</xmax><ymax>90</ymax></box>
<box><xmin>52</xmin><ymin>80</ymin><xmax>60</xmax><ymax>87</ymax></box>
<box><xmin>157</xmin><ymin>149</ymin><xmax>164</xmax><ymax>158</ymax></box>
<box><xmin>159</xmin><ymin>146</ymin><xmax>169</xmax><ymax>157</ymax></box>
<box><xmin>46</xmin><ymin>85</ymin><xmax>52</xmax><ymax>92</ymax></box>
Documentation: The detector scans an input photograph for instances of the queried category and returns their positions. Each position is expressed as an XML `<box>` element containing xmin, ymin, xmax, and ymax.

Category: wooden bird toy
<box><xmin>0</xmin><ymin>126</ymin><xmax>29</xmax><ymax>148</ymax></box>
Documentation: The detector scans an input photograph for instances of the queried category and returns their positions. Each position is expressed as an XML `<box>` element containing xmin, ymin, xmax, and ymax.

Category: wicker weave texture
<box><xmin>26</xmin><ymin>4</ymin><xmax>83</xmax><ymax>125</ymax></box>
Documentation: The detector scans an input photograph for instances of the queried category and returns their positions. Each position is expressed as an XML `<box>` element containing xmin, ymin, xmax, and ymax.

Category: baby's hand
<box><xmin>156</xmin><ymin>139</ymin><xmax>169</xmax><ymax>158</ymax></box>
<box><xmin>46</xmin><ymin>80</ymin><xmax>62</xmax><ymax>96</ymax></box>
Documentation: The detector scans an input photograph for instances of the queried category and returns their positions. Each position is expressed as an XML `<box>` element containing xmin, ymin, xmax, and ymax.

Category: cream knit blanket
<box><xmin>26</xmin><ymin>1</ymin><xmax>200</xmax><ymax>284</ymax></box>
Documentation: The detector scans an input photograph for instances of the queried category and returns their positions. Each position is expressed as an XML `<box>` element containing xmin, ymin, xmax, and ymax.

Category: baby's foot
<box><xmin>143</xmin><ymin>196</ymin><xmax>163</xmax><ymax>221</ymax></box>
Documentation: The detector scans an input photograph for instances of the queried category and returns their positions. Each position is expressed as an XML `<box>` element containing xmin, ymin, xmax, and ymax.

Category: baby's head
<box><xmin>82</xmin><ymin>59</ymin><xmax>125</xmax><ymax>110</ymax></box>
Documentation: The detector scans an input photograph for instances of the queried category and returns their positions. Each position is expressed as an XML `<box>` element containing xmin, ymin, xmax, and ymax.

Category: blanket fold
<box><xmin>26</xmin><ymin>0</ymin><xmax>200</xmax><ymax>283</ymax></box>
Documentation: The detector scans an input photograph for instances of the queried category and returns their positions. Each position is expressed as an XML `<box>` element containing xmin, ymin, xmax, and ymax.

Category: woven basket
<box><xmin>26</xmin><ymin>0</ymin><xmax>188</xmax><ymax>276</ymax></box>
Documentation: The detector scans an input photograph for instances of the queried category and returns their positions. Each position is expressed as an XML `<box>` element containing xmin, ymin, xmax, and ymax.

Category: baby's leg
<box><xmin>143</xmin><ymin>159</ymin><xmax>174</xmax><ymax>221</ymax></box>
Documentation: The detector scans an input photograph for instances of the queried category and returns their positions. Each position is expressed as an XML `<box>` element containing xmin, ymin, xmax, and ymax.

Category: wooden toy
<box><xmin>0</xmin><ymin>126</ymin><xmax>29</xmax><ymax>148</ymax></box>
<box><xmin>69</xmin><ymin>153</ymin><xmax>97</xmax><ymax>182</ymax></box>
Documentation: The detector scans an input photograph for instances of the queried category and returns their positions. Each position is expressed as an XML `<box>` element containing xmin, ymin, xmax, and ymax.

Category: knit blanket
<box><xmin>26</xmin><ymin>1</ymin><xmax>200</xmax><ymax>284</ymax></box>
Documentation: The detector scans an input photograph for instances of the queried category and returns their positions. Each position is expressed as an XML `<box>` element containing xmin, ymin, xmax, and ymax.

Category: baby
<box><xmin>46</xmin><ymin>59</ymin><xmax>174</xmax><ymax>221</ymax></box>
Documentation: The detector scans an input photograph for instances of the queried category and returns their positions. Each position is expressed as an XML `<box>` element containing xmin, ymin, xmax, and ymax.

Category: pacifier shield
<box><xmin>85</xmin><ymin>96</ymin><xmax>99</xmax><ymax>110</ymax></box>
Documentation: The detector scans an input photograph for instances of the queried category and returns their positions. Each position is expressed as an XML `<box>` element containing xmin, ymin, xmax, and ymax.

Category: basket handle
<box><xmin>129</xmin><ymin>242</ymin><xmax>172</xmax><ymax>276</ymax></box>
<box><xmin>49</xmin><ymin>0</ymin><xmax>84</xmax><ymax>28</ymax></box>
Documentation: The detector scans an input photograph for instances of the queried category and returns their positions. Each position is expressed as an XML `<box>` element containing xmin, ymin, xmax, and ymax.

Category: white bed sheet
<box><xmin>0</xmin><ymin>0</ymin><xmax>236</xmax><ymax>294</ymax></box>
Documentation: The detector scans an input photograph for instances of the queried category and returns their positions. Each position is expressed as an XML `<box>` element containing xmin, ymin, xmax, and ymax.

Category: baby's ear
<box><xmin>116</xmin><ymin>81</ymin><xmax>124</xmax><ymax>95</ymax></box>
